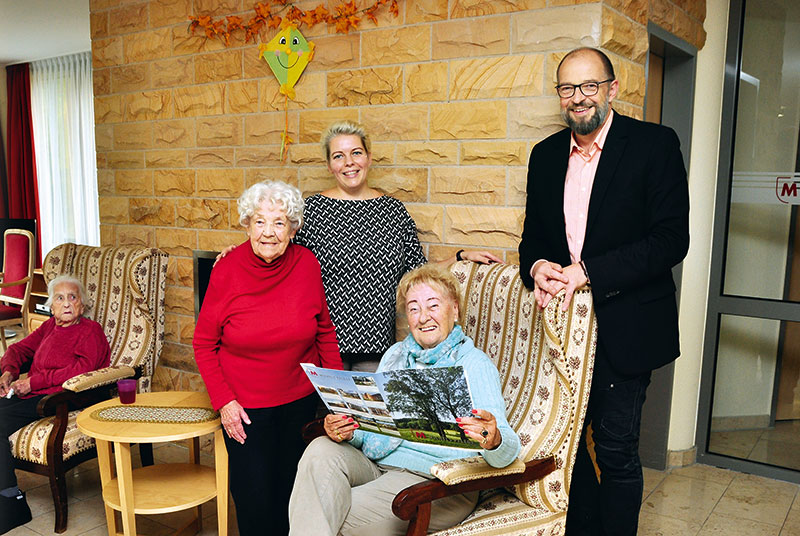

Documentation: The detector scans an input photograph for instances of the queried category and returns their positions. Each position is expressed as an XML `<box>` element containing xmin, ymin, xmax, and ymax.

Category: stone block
<box><xmin>124</xmin><ymin>28</ymin><xmax>172</xmax><ymax>63</ymax></box>
<box><xmin>603</xmin><ymin>0</ymin><xmax>648</xmax><ymax>24</ymax></box>
<box><xmin>99</xmin><ymin>197</ymin><xmax>129</xmax><ymax>224</ymax></box>
<box><xmin>198</xmin><ymin>230</ymin><xmax>246</xmax><ymax>252</ymax></box>
<box><xmin>107</xmin><ymin>151</ymin><xmax>145</xmax><ymax>169</ymax></box>
<box><xmin>154</xmin><ymin>169</ymin><xmax>195</xmax><ymax>196</ymax></box>
<box><xmin>508</xmin><ymin>166</ymin><xmax>528</xmax><ymax>206</ymax></box>
<box><xmin>116</xmin><ymin>225</ymin><xmax>153</xmax><ymax>247</ymax></box>
<box><xmin>601</xmin><ymin>6</ymin><xmax>648</xmax><ymax>64</ymax></box>
<box><xmin>406</xmin><ymin>204</ymin><xmax>444</xmax><ymax>242</ymax></box>
<box><xmin>362</xmin><ymin>26</ymin><xmax>430</xmax><ymax>66</ymax></box>
<box><xmin>194</xmin><ymin>0</ymin><xmax>240</xmax><ymax>17</ymax></box>
<box><xmin>124</xmin><ymin>90</ymin><xmax>172</xmax><ymax>121</ymax></box>
<box><xmin>114</xmin><ymin>122</ymin><xmax>153</xmax><ymax>150</ymax></box>
<box><xmin>97</xmin><ymin>152</ymin><xmax>107</xmax><ymax>169</ymax></box>
<box><xmin>235</xmin><ymin>147</ymin><xmax>282</xmax><ymax>167</ymax></box>
<box><xmin>361</xmin><ymin>105</ymin><xmax>428</xmax><ymax>141</ymax></box>
<box><xmin>244</xmin><ymin>113</ymin><xmax>294</xmax><ymax>145</ymax></box>
<box><xmin>611</xmin><ymin>101</ymin><xmax>642</xmax><ymax>120</ymax></box>
<box><xmin>246</xmin><ymin>168</ymin><xmax>299</xmax><ymax>188</ymax></box>
<box><xmin>90</xmin><ymin>0</ymin><xmax>119</xmax><ymax>10</ymax></box>
<box><xmin>153</xmin><ymin>119</ymin><xmax>195</xmax><ymax>148</ymax></box>
<box><xmin>179</xmin><ymin>315</ymin><xmax>195</xmax><ymax>345</ymax></box>
<box><xmin>615</xmin><ymin>58</ymin><xmax>646</xmax><ymax>107</ymax></box>
<box><xmin>100</xmin><ymin>224</ymin><xmax>115</xmax><ymax>247</ymax></box>
<box><xmin>95</xmin><ymin>96</ymin><xmax>123</xmax><ymax>124</ymax></box>
<box><xmin>672</xmin><ymin>6</ymin><xmax>698</xmax><ymax>48</ymax></box>
<box><xmin>369</xmin><ymin>168</ymin><xmax>428</xmax><ymax>203</ymax></box>
<box><xmin>115</xmin><ymin>170</ymin><xmax>153</xmax><ymax>195</ymax></box>
<box><xmin>406</xmin><ymin>62</ymin><xmax>448</xmax><ymax>102</ymax></box>
<box><xmin>261</xmin><ymin>72</ymin><xmax>326</xmax><ymax>111</ymax></box>
<box><xmin>432</xmin><ymin>17</ymin><xmax>509</xmax><ymax>60</ymax></box>
<box><xmin>167</xmin><ymin>256</ymin><xmax>194</xmax><ymax>288</ymax></box>
<box><xmin>243</xmin><ymin>46</ymin><xmax>269</xmax><ymax>79</ymax></box>
<box><xmin>195</xmin><ymin>50</ymin><xmax>243</xmax><ymax>84</ymax></box>
<box><xmin>111</xmin><ymin>64</ymin><xmax>150</xmax><ymax>93</ymax></box>
<box><xmin>686</xmin><ymin>0</ymin><xmax>706</xmax><ymax>23</ymax></box>
<box><xmin>150</xmin><ymin>0</ymin><xmax>192</xmax><ymax>27</ymax></box>
<box><xmin>508</xmin><ymin>97</ymin><xmax>565</xmax><ymax>144</ymax></box>
<box><xmin>406</xmin><ymin>0</ymin><xmax>448</xmax><ymax>23</ymax></box>
<box><xmin>164</xmin><ymin>313</ymin><xmax>179</xmax><ymax>342</ymax></box>
<box><xmin>189</xmin><ymin>148</ymin><xmax>235</xmax><ymax>167</ymax></box>
<box><xmin>109</xmin><ymin>3</ymin><xmax>148</xmax><ymax>35</ymax></box>
<box><xmin>92</xmin><ymin>37</ymin><xmax>123</xmax><ymax>68</ymax></box>
<box><xmin>328</xmin><ymin>67</ymin><xmax>402</xmax><ymax>107</ymax></box>
<box><xmin>130</xmin><ymin>198</ymin><xmax>176</xmax><ymax>225</ymax></box>
<box><xmin>229</xmin><ymin>80</ymin><xmax>259</xmax><ymax>113</ymax></box>
<box><xmin>97</xmin><ymin>169</ymin><xmax>115</xmax><ymax>195</ymax></box>
<box><xmin>450</xmin><ymin>55</ymin><xmax>544</xmax><ymax>100</ymax></box>
<box><xmin>91</xmin><ymin>11</ymin><xmax>108</xmax><ymax>39</ymax></box>
<box><xmin>431</xmin><ymin>167</ymin><xmax>505</xmax><ymax>205</ymax></box>
<box><xmin>176</xmin><ymin>199</ymin><xmax>229</xmax><ymax>229</ymax></box>
<box><xmin>196</xmin><ymin>169</ymin><xmax>245</xmax><ymax>198</ymax></box>
<box><xmin>512</xmin><ymin>5</ymin><xmax>602</xmax><ymax>53</ymax></box>
<box><xmin>152</xmin><ymin>57</ymin><xmax>194</xmax><ymax>88</ymax></box>
<box><xmin>461</xmin><ymin>141</ymin><xmax>528</xmax><ymax>165</ymax></box>
<box><xmin>159</xmin><ymin>339</ymin><xmax>196</xmax><ymax>370</ymax></box>
<box><xmin>157</xmin><ymin>227</ymin><xmax>198</xmax><ymax>256</ymax></box>
<box><xmin>145</xmin><ymin>149</ymin><xmax>187</xmax><ymax>168</ymax></box>
<box><xmin>369</xmin><ymin>142</ymin><xmax>394</xmax><ymax>165</ymax></box>
<box><xmin>430</xmin><ymin>101</ymin><xmax>506</xmax><ymax>139</ymax></box>
<box><xmin>298</xmin><ymin>169</ymin><xmax>337</xmax><ymax>196</ymax></box>
<box><xmin>94</xmin><ymin>68</ymin><xmax>111</xmax><ymax>96</ymax></box>
<box><xmin>174</xmin><ymin>84</ymin><xmax>226</xmax><ymax>117</ymax></box>
<box><xmin>289</xmin><ymin>144</ymin><xmax>325</xmax><ymax>165</ymax></box>
<box><xmin>445</xmin><ymin>206</ymin><xmax>523</xmax><ymax>248</ymax></box>
<box><xmin>96</xmin><ymin>125</ymin><xmax>113</xmax><ymax>152</ymax></box>
<box><xmin>450</xmin><ymin>0</ymin><xmax>544</xmax><ymax>17</ymax></box>
<box><xmin>298</xmin><ymin>109</ymin><xmax>359</xmax><ymax>143</ymax></box>
<box><xmin>305</xmin><ymin>34</ymin><xmax>360</xmax><ymax>72</ymax></box>
<box><xmin>172</xmin><ymin>27</ymin><xmax>226</xmax><ymax>56</ymax></box>
<box><xmin>649</xmin><ymin>0</ymin><xmax>675</xmax><ymax>32</ymax></box>
<box><xmin>196</xmin><ymin>117</ymin><xmax>242</xmax><ymax>147</ymax></box>
<box><xmin>396</xmin><ymin>142</ymin><xmax>458</xmax><ymax>165</ymax></box>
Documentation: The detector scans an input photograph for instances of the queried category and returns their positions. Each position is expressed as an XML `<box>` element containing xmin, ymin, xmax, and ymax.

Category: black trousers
<box><xmin>224</xmin><ymin>393</ymin><xmax>317</xmax><ymax>536</ymax></box>
<box><xmin>566</xmin><ymin>372</ymin><xmax>651</xmax><ymax>536</ymax></box>
<box><xmin>0</xmin><ymin>395</ymin><xmax>44</xmax><ymax>490</ymax></box>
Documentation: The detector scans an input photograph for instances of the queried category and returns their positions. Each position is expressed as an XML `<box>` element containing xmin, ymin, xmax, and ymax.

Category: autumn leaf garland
<box><xmin>189</xmin><ymin>0</ymin><xmax>401</xmax><ymax>45</ymax></box>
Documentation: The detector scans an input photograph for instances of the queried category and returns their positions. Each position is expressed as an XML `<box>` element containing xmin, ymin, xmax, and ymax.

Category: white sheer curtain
<box><xmin>29</xmin><ymin>52</ymin><xmax>100</xmax><ymax>257</ymax></box>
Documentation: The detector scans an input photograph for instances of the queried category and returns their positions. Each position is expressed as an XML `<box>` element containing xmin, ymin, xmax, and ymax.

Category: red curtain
<box><xmin>6</xmin><ymin>63</ymin><xmax>42</xmax><ymax>266</ymax></box>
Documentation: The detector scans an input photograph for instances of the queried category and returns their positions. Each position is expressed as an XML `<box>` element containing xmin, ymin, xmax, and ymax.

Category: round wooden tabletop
<box><xmin>77</xmin><ymin>390</ymin><xmax>221</xmax><ymax>443</ymax></box>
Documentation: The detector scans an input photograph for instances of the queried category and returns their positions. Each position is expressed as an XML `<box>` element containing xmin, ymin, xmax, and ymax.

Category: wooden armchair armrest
<box><xmin>0</xmin><ymin>276</ymin><xmax>30</xmax><ymax>288</ymax></box>
<box><xmin>36</xmin><ymin>386</ymin><xmax>110</xmax><ymax>417</ymax></box>
<box><xmin>392</xmin><ymin>456</ymin><xmax>556</xmax><ymax>536</ymax></box>
<box><xmin>62</xmin><ymin>365</ymin><xmax>137</xmax><ymax>393</ymax></box>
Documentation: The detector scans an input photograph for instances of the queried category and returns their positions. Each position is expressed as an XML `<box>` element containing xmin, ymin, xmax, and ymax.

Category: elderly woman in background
<box><xmin>193</xmin><ymin>180</ymin><xmax>342</xmax><ymax>536</ymax></box>
<box><xmin>288</xmin><ymin>265</ymin><xmax>520</xmax><ymax>536</ymax></box>
<box><xmin>0</xmin><ymin>275</ymin><xmax>110</xmax><ymax>535</ymax></box>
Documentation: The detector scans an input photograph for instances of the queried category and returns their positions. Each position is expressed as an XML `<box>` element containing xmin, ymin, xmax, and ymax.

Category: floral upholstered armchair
<box><xmin>6</xmin><ymin>244</ymin><xmax>168</xmax><ymax>533</ymax></box>
<box><xmin>391</xmin><ymin>261</ymin><xmax>597</xmax><ymax>536</ymax></box>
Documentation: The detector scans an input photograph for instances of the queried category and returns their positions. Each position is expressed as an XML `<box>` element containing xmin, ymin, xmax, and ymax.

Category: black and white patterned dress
<box><xmin>294</xmin><ymin>195</ymin><xmax>427</xmax><ymax>355</ymax></box>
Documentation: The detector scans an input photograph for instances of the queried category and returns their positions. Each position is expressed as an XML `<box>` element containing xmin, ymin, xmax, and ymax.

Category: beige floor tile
<box><xmin>14</xmin><ymin>470</ymin><xmax>49</xmax><ymax>490</ymax></box>
<box><xmin>23</xmin><ymin>496</ymin><xmax>107</xmax><ymax>535</ymax></box>
<box><xmin>671</xmin><ymin>464</ymin><xmax>736</xmax><ymax>486</ymax></box>
<box><xmin>708</xmin><ymin>430</ymin><xmax>762</xmax><ymax>458</ymax></box>
<box><xmin>760</xmin><ymin>421</ymin><xmax>800</xmax><ymax>443</ymax></box>
<box><xmin>643</xmin><ymin>467</ymin><xmax>668</xmax><ymax>499</ymax></box>
<box><xmin>637</xmin><ymin>511</ymin><xmax>702</xmax><ymax>535</ymax></box>
<box><xmin>783</xmin><ymin>505</ymin><xmax>800</xmax><ymax>535</ymax></box>
<box><xmin>748</xmin><ymin>438</ymin><xmax>800</xmax><ymax>471</ymax></box>
<box><xmin>712</xmin><ymin>474</ymin><xmax>798</xmax><ymax>526</ymax></box>
<box><xmin>3</xmin><ymin>526</ymin><xmax>39</xmax><ymax>536</ymax></box>
<box><xmin>640</xmin><ymin>474</ymin><xmax>727</xmax><ymax>524</ymax></box>
<box><xmin>65</xmin><ymin>466</ymin><xmax>103</xmax><ymax>501</ymax></box>
<box><xmin>23</xmin><ymin>481</ymin><xmax>79</xmax><ymax>518</ymax></box>
<box><xmin>698</xmin><ymin>512</ymin><xmax>780</xmax><ymax>535</ymax></box>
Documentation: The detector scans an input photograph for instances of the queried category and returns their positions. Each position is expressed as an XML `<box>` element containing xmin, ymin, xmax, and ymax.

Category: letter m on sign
<box><xmin>776</xmin><ymin>177</ymin><xmax>800</xmax><ymax>204</ymax></box>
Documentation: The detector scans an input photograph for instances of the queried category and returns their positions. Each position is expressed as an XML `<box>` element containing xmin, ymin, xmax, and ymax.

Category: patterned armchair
<box><xmin>6</xmin><ymin>244</ymin><xmax>168</xmax><ymax>533</ymax></box>
<box><xmin>393</xmin><ymin>261</ymin><xmax>597</xmax><ymax>536</ymax></box>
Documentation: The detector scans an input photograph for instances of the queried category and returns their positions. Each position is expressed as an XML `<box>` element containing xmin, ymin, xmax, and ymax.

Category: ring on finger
<box><xmin>335</xmin><ymin>431</ymin><xmax>342</xmax><ymax>440</ymax></box>
<box><xmin>481</xmin><ymin>428</ymin><xmax>489</xmax><ymax>438</ymax></box>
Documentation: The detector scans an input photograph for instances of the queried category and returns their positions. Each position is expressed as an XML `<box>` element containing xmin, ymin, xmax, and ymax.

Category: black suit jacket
<box><xmin>518</xmin><ymin>113</ymin><xmax>690</xmax><ymax>376</ymax></box>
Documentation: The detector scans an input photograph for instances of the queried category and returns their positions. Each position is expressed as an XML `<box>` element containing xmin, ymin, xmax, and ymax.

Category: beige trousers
<box><xmin>289</xmin><ymin>436</ymin><xmax>478</xmax><ymax>536</ymax></box>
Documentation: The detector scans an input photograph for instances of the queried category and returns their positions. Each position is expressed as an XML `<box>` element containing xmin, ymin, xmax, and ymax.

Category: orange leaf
<box><xmin>389</xmin><ymin>0</ymin><xmax>399</xmax><ymax>16</ymax></box>
<box><xmin>267</xmin><ymin>14</ymin><xmax>283</xmax><ymax>29</ymax></box>
<box><xmin>254</xmin><ymin>2</ymin><xmax>271</xmax><ymax>18</ymax></box>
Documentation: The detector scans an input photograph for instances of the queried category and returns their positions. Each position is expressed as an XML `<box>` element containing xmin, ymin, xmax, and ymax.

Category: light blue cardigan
<box><xmin>348</xmin><ymin>336</ymin><xmax>521</xmax><ymax>475</ymax></box>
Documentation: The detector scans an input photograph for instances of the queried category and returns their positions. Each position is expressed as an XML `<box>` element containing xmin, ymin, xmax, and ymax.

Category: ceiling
<box><xmin>0</xmin><ymin>0</ymin><xmax>90</xmax><ymax>65</ymax></box>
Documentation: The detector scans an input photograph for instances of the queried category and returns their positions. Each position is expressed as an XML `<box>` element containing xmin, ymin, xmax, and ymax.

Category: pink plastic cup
<box><xmin>117</xmin><ymin>379</ymin><xmax>137</xmax><ymax>404</ymax></box>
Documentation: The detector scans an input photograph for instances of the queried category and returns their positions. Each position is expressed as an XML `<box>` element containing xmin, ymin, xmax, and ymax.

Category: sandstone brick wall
<box><xmin>90</xmin><ymin>0</ymin><xmax>706</xmax><ymax>391</ymax></box>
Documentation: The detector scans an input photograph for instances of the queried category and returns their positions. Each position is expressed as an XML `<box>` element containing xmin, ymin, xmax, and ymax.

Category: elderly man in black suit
<box><xmin>518</xmin><ymin>47</ymin><xmax>689</xmax><ymax>535</ymax></box>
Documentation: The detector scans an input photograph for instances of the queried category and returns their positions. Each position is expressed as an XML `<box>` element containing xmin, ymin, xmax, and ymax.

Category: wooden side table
<box><xmin>77</xmin><ymin>391</ymin><xmax>229</xmax><ymax>536</ymax></box>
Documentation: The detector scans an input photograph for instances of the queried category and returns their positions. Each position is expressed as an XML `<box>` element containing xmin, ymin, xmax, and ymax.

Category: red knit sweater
<box><xmin>0</xmin><ymin>317</ymin><xmax>111</xmax><ymax>398</ymax></box>
<box><xmin>193</xmin><ymin>242</ymin><xmax>342</xmax><ymax>410</ymax></box>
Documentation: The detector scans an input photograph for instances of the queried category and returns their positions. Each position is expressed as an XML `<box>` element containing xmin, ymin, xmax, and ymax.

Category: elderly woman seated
<box><xmin>288</xmin><ymin>265</ymin><xmax>521</xmax><ymax>536</ymax></box>
<box><xmin>0</xmin><ymin>275</ymin><xmax>111</xmax><ymax>535</ymax></box>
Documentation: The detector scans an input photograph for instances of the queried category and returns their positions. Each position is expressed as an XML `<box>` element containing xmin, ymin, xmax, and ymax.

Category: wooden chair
<box><xmin>304</xmin><ymin>261</ymin><xmax>597</xmax><ymax>536</ymax></box>
<box><xmin>0</xmin><ymin>229</ymin><xmax>35</xmax><ymax>351</ymax></box>
<box><xmin>5</xmin><ymin>244</ymin><xmax>169</xmax><ymax>533</ymax></box>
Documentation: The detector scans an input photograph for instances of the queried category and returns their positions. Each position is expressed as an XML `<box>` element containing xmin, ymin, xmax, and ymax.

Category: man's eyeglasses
<box><xmin>555</xmin><ymin>79</ymin><xmax>614</xmax><ymax>99</ymax></box>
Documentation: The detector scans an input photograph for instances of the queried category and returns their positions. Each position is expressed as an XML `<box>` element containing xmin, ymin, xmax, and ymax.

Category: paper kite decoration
<box><xmin>259</xmin><ymin>23</ymin><xmax>315</xmax><ymax>100</ymax></box>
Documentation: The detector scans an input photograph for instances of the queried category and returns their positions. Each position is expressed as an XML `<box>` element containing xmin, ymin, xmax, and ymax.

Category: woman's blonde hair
<box><xmin>396</xmin><ymin>264</ymin><xmax>462</xmax><ymax>316</ymax></box>
<box><xmin>321</xmin><ymin>120</ymin><xmax>370</xmax><ymax>161</ymax></box>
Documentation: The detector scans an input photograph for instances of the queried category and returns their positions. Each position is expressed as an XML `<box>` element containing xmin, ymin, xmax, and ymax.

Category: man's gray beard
<box><xmin>562</xmin><ymin>100</ymin><xmax>608</xmax><ymax>136</ymax></box>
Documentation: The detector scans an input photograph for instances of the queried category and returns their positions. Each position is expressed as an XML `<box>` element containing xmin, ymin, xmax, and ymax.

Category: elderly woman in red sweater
<box><xmin>0</xmin><ymin>275</ymin><xmax>110</xmax><ymax>535</ymax></box>
<box><xmin>193</xmin><ymin>180</ymin><xmax>342</xmax><ymax>536</ymax></box>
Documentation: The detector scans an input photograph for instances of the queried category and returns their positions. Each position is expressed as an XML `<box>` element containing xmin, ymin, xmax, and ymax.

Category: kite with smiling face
<box><xmin>259</xmin><ymin>23</ymin><xmax>315</xmax><ymax>100</ymax></box>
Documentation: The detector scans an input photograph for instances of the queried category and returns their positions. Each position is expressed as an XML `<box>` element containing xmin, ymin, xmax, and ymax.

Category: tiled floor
<box><xmin>709</xmin><ymin>420</ymin><xmax>800</xmax><ymax>472</ymax></box>
<box><xmin>7</xmin><ymin>442</ymin><xmax>800</xmax><ymax>535</ymax></box>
